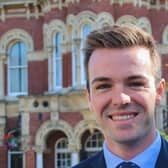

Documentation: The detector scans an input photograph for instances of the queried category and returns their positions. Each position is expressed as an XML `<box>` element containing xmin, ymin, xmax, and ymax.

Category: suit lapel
<box><xmin>155</xmin><ymin>137</ymin><xmax>168</xmax><ymax>168</ymax></box>
<box><xmin>87</xmin><ymin>137</ymin><xmax>168</xmax><ymax>168</ymax></box>
<box><xmin>90</xmin><ymin>150</ymin><xmax>106</xmax><ymax>168</ymax></box>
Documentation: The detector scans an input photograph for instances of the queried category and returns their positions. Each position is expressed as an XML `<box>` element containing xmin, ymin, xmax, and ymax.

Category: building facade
<box><xmin>0</xmin><ymin>0</ymin><xmax>168</xmax><ymax>168</ymax></box>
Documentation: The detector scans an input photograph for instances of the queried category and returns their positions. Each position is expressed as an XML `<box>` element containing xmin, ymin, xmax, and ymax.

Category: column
<box><xmin>72</xmin><ymin>38</ymin><xmax>81</xmax><ymax>88</ymax></box>
<box><xmin>0</xmin><ymin>55</ymin><xmax>5</xmax><ymax>98</ymax></box>
<box><xmin>71</xmin><ymin>151</ymin><xmax>79</xmax><ymax>167</ymax></box>
<box><xmin>36</xmin><ymin>152</ymin><xmax>43</xmax><ymax>168</ymax></box>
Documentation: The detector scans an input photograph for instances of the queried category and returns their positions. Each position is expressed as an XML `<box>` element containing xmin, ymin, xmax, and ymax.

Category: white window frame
<box><xmin>53</xmin><ymin>32</ymin><xmax>63</xmax><ymax>90</ymax></box>
<box><xmin>55</xmin><ymin>137</ymin><xmax>71</xmax><ymax>168</ymax></box>
<box><xmin>8</xmin><ymin>151</ymin><xmax>24</xmax><ymax>168</ymax></box>
<box><xmin>84</xmin><ymin>131</ymin><xmax>103</xmax><ymax>157</ymax></box>
<box><xmin>8</xmin><ymin>41</ymin><xmax>28</xmax><ymax>96</ymax></box>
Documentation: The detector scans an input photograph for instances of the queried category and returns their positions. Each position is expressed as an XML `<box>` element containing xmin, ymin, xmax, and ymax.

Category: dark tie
<box><xmin>116</xmin><ymin>161</ymin><xmax>140</xmax><ymax>168</ymax></box>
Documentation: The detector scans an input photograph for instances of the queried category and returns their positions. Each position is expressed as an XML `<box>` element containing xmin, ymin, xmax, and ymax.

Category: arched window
<box><xmin>53</xmin><ymin>32</ymin><xmax>62</xmax><ymax>89</ymax></box>
<box><xmin>8</xmin><ymin>41</ymin><xmax>28</xmax><ymax>96</ymax></box>
<box><xmin>84</xmin><ymin>131</ymin><xmax>103</xmax><ymax>157</ymax></box>
<box><xmin>80</xmin><ymin>24</ymin><xmax>92</xmax><ymax>85</ymax></box>
<box><xmin>55</xmin><ymin>137</ymin><xmax>71</xmax><ymax>168</ymax></box>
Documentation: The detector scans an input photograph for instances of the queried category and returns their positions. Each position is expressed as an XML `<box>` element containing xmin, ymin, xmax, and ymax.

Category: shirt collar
<box><xmin>103</xmin><ymin>130</ymin><xmax>161</xmax><ymax>168</ymax></box>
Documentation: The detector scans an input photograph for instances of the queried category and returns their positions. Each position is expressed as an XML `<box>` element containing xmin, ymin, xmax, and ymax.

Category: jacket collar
<box><xmin>154</xmin><ymin>137</ymin><xmax>168</xmax><ymax>168</ymax></box>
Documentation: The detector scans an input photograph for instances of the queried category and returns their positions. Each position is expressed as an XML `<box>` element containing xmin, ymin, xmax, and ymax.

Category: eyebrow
<box><xmin>127</xmin><ymin>75</ymin><xmax>148</xmax><ymax>81</ymax></box>
<box><xmin>91</xmin><ymin>75</ymin><xmax>147</xmax><ymax>85</ymax></box>
<box><xmin>91</xmin><ymin>77</ymin><xmax>111</xmax><ymax>85</ymax></box>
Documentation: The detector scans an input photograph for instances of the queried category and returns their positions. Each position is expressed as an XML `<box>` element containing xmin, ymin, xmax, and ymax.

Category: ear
<box><xmin>156</xmin><ymin>78</ymin><xmax>166</xmax><ymax>105</ymax></box>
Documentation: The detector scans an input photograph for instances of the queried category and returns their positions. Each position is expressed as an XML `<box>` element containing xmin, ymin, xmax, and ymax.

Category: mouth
<box><xmin>108</xmin><ymin>113</ymin><xmax>138</xmax><ymax>121</ymax></box>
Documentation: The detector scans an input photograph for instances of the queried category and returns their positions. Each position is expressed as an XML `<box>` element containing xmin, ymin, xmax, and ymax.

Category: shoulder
<box><xmin>160</xmin><ymin>136</ymin><xmax>168</xmax><ymax>152</ymax></box>
<box><xmin>72</xmin><ymin>150</ymin><xmax>105</xmax><ymax>168</ymax></box>
<box><xmin>155</xmin><ymin>136</ymin><xmax>168</xmax><ymax>167</ymax></box>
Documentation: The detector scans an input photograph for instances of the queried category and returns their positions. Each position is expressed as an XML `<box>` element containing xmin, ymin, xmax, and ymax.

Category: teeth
<box><xmin>112</xmin><ymin>114</ymin><xmax>135</xmax><ymax>121</ymax></box>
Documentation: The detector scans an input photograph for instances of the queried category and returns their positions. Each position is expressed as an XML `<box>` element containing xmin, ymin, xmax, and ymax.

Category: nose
<box><xmin>111</xmin><ymin>85</ymin><xmax>131</xmax><ymax>106</ymax></box>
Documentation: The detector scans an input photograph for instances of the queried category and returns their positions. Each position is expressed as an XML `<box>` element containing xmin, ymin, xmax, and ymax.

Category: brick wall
<box><xmin>28</xmin><ymin>60</ymin><xmax>48</xmax><ymax>94</ymax></box>
<box><xmin>63</xmin><ymin>52</ymin><xmax>72</xmax><ymax>87</ymax></box>
<box><xmin>60</xmin><ymin>112</ymin><xmax>83</xmax><ymax>127</ymax></box>
<box><xmin>29</xmin><ymin>112</ymin><xmax>50</xmax><ymax>145</ymax></box>
<box><xmin>25</xmin><ymin>149</ymin><xmax>35</xmax><ymax>168</ymax></box>
<box><xmin>0</xmin><ymin>146</ymin><xmax>7</xmax><ymax>168</ymax></box>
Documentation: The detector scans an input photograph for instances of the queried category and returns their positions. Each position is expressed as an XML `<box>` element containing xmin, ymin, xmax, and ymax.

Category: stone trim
<box><xmin>0</xmin><ymin>28</ymin><xmax>34</xmax><ymax>57</ymax></box>
<box><xmin>35</xmin><ymin>120</ymin><xmax>73</xmax><ymax>151</ymax></box>
<box><xmin>116</xmin><ymin>15</ymin><xmax>152</xmax><ymax>34</ymax></box>
<box><xmin>73</xmin><ymin>120</ymin><xmax>101</xmax><ymax>150</ymax></box>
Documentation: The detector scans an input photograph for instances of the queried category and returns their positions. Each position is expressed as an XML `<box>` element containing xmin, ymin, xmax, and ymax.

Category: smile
<box><xmin>108</xmin><ymin>113</ymin><xmax>138</xmax><ymax>121</ymax></box>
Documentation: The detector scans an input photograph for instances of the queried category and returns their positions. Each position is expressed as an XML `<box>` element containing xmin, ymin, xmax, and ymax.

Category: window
<box><xmin>53</xmin><ymin>32</ymin><xmax>62</xmax><ymax>89</ymax></box>
<box><xmin>8</xmin><ymin>151</ymin><xmax>23</xmax><ymax>168</ymax></box>
<box><xmin>55</xmin><ymin>138</ymin><xmax>71</xmax><ymax>168</ymax></box>
<box><xmin>8</xmin><ymin>41</ymin><xmax>28</xmax><ymax>96</ymax></box>
<box><xmin>80</xmin><ymin>24</ymin><xmax>92</xmax><ymax>85</ymax></box>
<box><xmin>84</xmin><ymin>131</ymin><xmax>103</xmax><ymax>157</ymax></box>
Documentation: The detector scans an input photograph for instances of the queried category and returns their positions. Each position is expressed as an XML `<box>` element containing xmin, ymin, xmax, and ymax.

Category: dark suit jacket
<box><xmin>72</xmin><ymin>137</ymin><xmax>168</xmax><ymax>168</ymax></box>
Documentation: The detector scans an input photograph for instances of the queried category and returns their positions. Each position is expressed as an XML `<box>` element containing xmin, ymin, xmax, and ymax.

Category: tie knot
<box><xmin>116</xmin><ymin>161</ymin><xmax>140</xmax><ymax>168</ymax></box>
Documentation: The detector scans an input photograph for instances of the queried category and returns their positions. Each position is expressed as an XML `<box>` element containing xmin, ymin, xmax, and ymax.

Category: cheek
<box><xmin>90</xmin><ymin>94</ymin><xmax>111</xmax><ymax>117</ymax></box>
<box><xmin>133</xmin><ymin>91</ymin><xmax>156</xmax><ymax>112</ymax></box>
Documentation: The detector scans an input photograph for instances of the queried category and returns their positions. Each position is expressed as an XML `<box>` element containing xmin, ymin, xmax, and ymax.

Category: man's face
<box><xmin>87</xmin><ymin>47</ymin><xmax>165</xmax><ymax>148</ymax></box>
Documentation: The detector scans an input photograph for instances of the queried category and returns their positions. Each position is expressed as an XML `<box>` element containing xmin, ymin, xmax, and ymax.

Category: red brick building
<box><xmin>0</xmin><ymin>0</ymin><xmax>168</xmax><ymax>168</ymax></box>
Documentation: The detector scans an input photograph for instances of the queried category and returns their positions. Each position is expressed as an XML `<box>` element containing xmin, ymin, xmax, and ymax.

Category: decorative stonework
<box><xmin>0</xmin><ymin>28</ymin><xmax>34</xmax><ymax>57</ymax></box>
<box><xmin>116</xmin><ymin>15</ymin><xmax>137</xmax><ymax>25</ymax></box>
<box><xmin>19</xmin><ymin>90</ymin><xmax>87</xmax><ymax>113</ymax></box>
<box><xmin>0</xmin><ymin>101</ymin><xmax>5</xmax><ymax>145</ymax></box>
<box><xmin>157</xmin><ymin>44</ymin><xmax>168</xmax><ymax>54</ymax></box>
<box><xmin>35</xmin><ymin>120</ymin><xmax>73</xmax><ymax>151</ymax></box>
<box><xmin>1</xmin><ymin>0</ymin><xmax>168</xmax><ymax>21</ymax></box>
<box><xmin>43</xmin><ymin>19</ymin><xmax>67</xmax><ymax>50</ymax></box>
<box><xmin>0</xmin><ymin>1</ymin><xmax>42</xmax><ymax>21</ymax></box>
<box><xmin>43</xmin><ymin>19</ymin><xmax>68</xmax><ymax>91</ymax></box>
<box><xmin>96</xmin><ymin>12</ymin><xmax>115</xmax><ymax>28</ymax></box>
<box><xmin>0</xmin><ymin>125</ymin><xmax>5</xmax><ymax>145</ymax></box>
<box><xmin>116</xmin><ymin>15</ymin><xmax>152</xmax><ymax>34</ymax></box>
<box><xmin>137</xmin><ymin>17</ymin><xmax>152</xmax><ymax>34</ymax></box>
<box><xmin>21</xmin><ymin>112</ymin><xmax>30</xmax><ymax>136</ymax></box>
<box><xmin>73</xmin><ymin>120</ymin><xmax>101</xmax><ymax>149</ymax></box>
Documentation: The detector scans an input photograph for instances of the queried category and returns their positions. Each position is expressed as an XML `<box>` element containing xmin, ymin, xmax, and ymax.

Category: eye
<box><xmin>128</xmin><ymin>81</ymin><xmax>146</xmax><ymax>89</ymax></box>
<box><xmin>95</xmin><ymin>83</ymin><xmax>111</xmax><ymax>90</ymax></box>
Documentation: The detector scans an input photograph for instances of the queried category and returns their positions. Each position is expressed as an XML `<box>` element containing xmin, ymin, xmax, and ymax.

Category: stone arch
<box><xmin>75</xmin><ymin>10</ymin><xmax>96</xmax><ymax>38</ymax></box>
<box><xmin>35</xmin><ymin>120</ymin><xmax>73</xmax><ymax>151</ymax></box>
<box><xmin>116</xmin><ymin>15</ymin><xmax>137</xmax><ymax>25</ymax></box>
<box><xmin>137</xmin><ymin>17</ymin><xmax>152</xmax><ymax>34</ymax></box>
<box><xmin>43</xmin><ymin>19</ymin><xmax>67</xmax><ymax>49</ymax></box>
<box><xmin>0</xmin><ymin>28</ymin><xmax>34</xmax><ymax>56</ymax></box>
<box><xmin>73</xmin><ymin>120</ymin><xmax>101</xmax><ymax>150</ymax></box>
<box><xmin>96</xmin><ymin>12</ymin><xmax>114</xmax><ymax>28</ymax></box>
<box><xmin>162</xmin><ymin>25</ymin><xmax>168</xmax><ymax>44</ymax></box>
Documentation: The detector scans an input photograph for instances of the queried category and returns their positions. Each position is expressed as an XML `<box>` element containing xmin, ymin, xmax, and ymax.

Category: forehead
<box><xmin>88</xmin><ymin>47</ymin><xmax>152</xmax><ymax>80</ymax></box>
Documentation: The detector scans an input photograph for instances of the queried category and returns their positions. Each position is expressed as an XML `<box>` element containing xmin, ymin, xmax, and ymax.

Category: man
<box><xmin>73</xmin><ymin>25</ymin><xmax>168</xmax><ymax>168</ymax></box>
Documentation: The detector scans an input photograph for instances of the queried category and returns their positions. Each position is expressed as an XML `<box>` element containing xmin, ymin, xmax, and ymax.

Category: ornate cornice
<box><xmin>1</xmin><ymin>0</ymin><xmax>168</xmax><ymax>21</ymax></box>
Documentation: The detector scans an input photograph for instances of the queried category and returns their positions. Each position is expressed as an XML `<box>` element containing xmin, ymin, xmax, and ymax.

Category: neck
<box><xmin>105</xmin><ymin>131</ymin><xmax>156</xmax><ymax>160</ymax></box>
